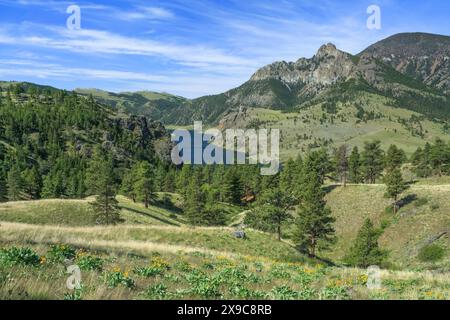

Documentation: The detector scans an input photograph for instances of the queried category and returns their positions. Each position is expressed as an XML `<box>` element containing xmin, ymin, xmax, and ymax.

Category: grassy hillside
<box><xmin>0</xmin><ymin>194</ymin><xmax>185</xmax><ymax>227</ymax></box>
<box><xmin>325</xmin><ymin>184</ymin><xmax>450</xmax><ymax>269</ymax></box>
<box><xmin>0</xmin><ymin>194</ymin><xmax>243</xmax><ymax>228</ymax></box>
<box><xmin>219</xmin><ymin>91</ymin><xmax>449</xmax><ymax>160</ymax></box>
<box><xmin>0</xmin><ymin>182</ymin><xmax>449</xmax><ymax>300</ymax></box>
<box><xmin>0</xmin><ymin>222</ymin><xmax>300</xmax><ymax>263</ymax></box>
<box><xmin>75</xmin><ymin>88</ymin><xmax>187</xmax><ymax>122</ymax></box>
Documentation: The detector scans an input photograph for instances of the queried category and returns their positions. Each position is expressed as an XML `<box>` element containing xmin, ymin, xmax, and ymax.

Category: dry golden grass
<box><xmin>0</xmin><ymin>221</ymin><xmax>300</xmax><ymax>262</ymax></box>
<box><xmin>324</xmin><ymin>183</ymin><xmax>450</xmax><ymax>267</ymax></box>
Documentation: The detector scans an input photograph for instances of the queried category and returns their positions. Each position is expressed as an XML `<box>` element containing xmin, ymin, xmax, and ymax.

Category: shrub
<box><xmin>64</xmin><ymin>287</ymin><xmax>84</xmax><ymax>300</ymax></box>
<box><xmin>380</xmin><ymin>219</ymin><xmax>391</xmax><ymax>230</ymax></box>
<box><xmin>134</xmin><ymin>257</ymin><xmax>170</xmax><ymax>278</ymax></box>
<box><xmin>269</xmin><ymin>265</ymin><xmax>291</xmax><ymax>279</ymax></box>
<box><xmin>430</xmin><ymin>203</ymin><xmax>440</xmax><ymax>211</ymax></box>
<box><xmin>228</xmin><ymin>286</ymin><xmax>265</xmax><ymax>299</ymax></box>
<box><xmin>269</xmin><ymin>285</ymin><xmax>298</xmax><ymax>300</ymax></box>
<box><xmin>418</xmin><ymin>245</ymin><xmax>445</xmax><ymax>262</ymax></box>
<box><xmin>0</xmin><ymin>247</ymin><xmax>40</xmax><ymax>266</ymax></box>
<box><xmin>103</xmin><ymin>269</ymin><xmax>135</xmax><ymax>289</ymax></box>
<box><xmin>143</xmin><ymin>284</ymin><xmax>168</xmax><ymax>300</ymax></box>
<box><xmin>76</xmin><ymin>255</ymin><xmax>103</xmax><ymax>271</ymax></box>
<box><xmin>384</xmin><ymin>206</ymin><xmax>394</xmax><ymax>215</ymax></box>
<box><xmin>185</xmin><ymin>270</ymin><xmax>221</xmax><ymax>298</ymax></box>
<box><xmin>297</xmin><ymin>288</ymin><xmax>317</xmax><ymax>300</ymax></box>
<box><xmin>134</xmin><ymin>266</ymin><xmax>165</xmax><ymax>277</ymax></box>
<box><xmin>174</xmin><ymin>261</ymin><xmax>192</xmax><ymax>272</ymax></box>
<box><xmin>320</xmin><ymin>286</ymin><xmax>350</xmax><ymax>300</ymax></box>
<box><xmin>47</xmin><ymin>244</ymin><xmax>76</xmax><ymax>263</ymax></box>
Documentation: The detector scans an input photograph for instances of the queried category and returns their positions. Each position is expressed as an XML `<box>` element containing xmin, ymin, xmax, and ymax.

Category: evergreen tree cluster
<box><xmin>0</xmin><ymin>83</ymin><xmax>168</xmax><ymax>224</ymax></box>
<box><xmin>411</xmin><ymin>139</ymin><xmax>450</xmax><ymax>177</ymax></box>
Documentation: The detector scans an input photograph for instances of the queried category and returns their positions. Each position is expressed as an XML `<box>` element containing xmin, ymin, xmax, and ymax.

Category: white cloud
<box><xmin>105</xmin><ymin>5</ymin><xmax>175</xmax><ymax>21</ymax></box>
<box><xmin>0</xmin><ymin>58</ymin><xmax>245</xmax><ymax>98</ymax></box>
<box><xmin>0</xmin><ymin>59</ymin><xmax>168</xmax><ymax>82</ymax></box>
<box><xmin>0</xmin><ymin>25</ymin><xmax>256</xmax><ymax>69</ymax></box>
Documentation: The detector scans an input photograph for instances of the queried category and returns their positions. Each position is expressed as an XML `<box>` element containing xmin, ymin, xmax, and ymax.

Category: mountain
<box><xmin>4</xmin><ymin>33</ymin><xmax>450</xmax><ymax>160</ymax></box>
<box><xmin>185</xmin><ymin>35</ymin><xmax>450</xmax><ymax>125</ymax></box>
<box><xmin>89</xmin><ymin>33</ymin><xmax>450</xmax><ymax>128</ymax></box>
<box><xmin>360</xmin><ymin>32</ymin><xmax>450</xmax><ymax>94</ymax></box>
<box><xmin>182</xmin><ymin>33</ymin><xmax>449</xmax><ymax>158</ymax></box>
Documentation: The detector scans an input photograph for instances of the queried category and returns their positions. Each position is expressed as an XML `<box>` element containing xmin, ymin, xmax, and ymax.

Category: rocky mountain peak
<box><xmin>250</xmin><ymin>42</ymin><xmax>355</xmax><ymax>88</ymax></box>
<box><xmin>315</xmin><ymin>43</ymin><xmax>339</xmax><ymax>58</ymax></box>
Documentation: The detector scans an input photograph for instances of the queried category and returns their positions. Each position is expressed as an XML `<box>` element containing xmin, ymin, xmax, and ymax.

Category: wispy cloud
<box><xmin>120</xmin><ymin>6</ymin><xmax>174</xmax><ymax>21</ymax></box>
<box><xmin>0</xmin><ymin>59</ymin><xmax>168</xmax><ymax>82</ymax></box>
<box><xmin>0</xmin><ymin>58</ymin><xmax>243</xmax><ymax>97</ymax></box>
<box><xmin>0</xmin><ymin>24</ymin><xmax>255</xmax><ymax>69</ymax></box>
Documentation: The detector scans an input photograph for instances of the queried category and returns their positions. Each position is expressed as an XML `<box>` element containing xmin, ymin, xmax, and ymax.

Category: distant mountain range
<box><xmin>3</xmin><ymin>32</ymin><xmax>450</xmax><ymax>159</ymax></box>
<box><xmin>78</xmin><ymin>32</ymin><xmax>450</xmax><ymax>127</ymax></box>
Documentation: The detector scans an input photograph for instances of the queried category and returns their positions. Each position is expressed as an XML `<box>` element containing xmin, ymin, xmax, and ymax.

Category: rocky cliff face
<box><xmin>251</xmin><ymin>43</ymin><xmax>357</xmax><ymax>86</ymax></box>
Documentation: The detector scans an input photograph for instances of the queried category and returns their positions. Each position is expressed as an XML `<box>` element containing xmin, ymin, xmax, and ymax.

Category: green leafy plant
<box><xmin>269</xmin><ymin>285</ymin><xmax>298</xmax><ymax>300</ymax></box>
<box><xmin>64</xmin><ymin>287</ymin><xmax>84</xmax><ymax>300</ymax></box>
<box><xmin>0</xmin><ymin>247</ymin><xmax>40</xmax><ymax>266</ymax></box>
<box><xmin>103</xmin><ymin>269</ymin><xmax>136</xmax><ymax>289</ymax></box>
<box><xmin>143</xmin><ymin>284</ymin><xmax>168</xmax><ymax>300</ymax></box>
<box><xmin>47</xmin><ymin>244</ymin><xmax>76</xmax><ymax>263</ymax></box>
<box><xmin>76</xmin><ymin>255</ymin><xmax>103</xmax><ymax>271</ymax></box>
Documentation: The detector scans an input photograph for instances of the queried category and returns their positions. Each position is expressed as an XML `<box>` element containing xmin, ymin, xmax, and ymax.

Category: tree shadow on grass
<box><xmin>119</xmin><ymin>205</ymin><xmax>180</xmax><ymax>226</ymax></box>
<box><xmin>398</xmin><ymin>194</ymin><xmax>418</xmax><ymax>209</ymax></box>
<box><xmin>323</xmin><ymin>184</ymin><xmax>340</xmax><ymax>195</ymax></box>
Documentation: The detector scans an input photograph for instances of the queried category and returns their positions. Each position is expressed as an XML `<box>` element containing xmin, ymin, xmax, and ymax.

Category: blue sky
<box><xmin>0</xmin><ymin>0</ymin><xmax>449</xmax><ymax>98</ymax></box>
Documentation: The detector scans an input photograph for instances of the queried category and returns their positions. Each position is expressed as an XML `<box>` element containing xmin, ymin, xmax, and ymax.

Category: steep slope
<box><xmin>324</xmin><ymin>183</ymin><xmax>449</xmax><ymax>268</ymax></box>
<box><xmin>360</xmin><ymin>32</ymin><xmax>450</xmax><ymax>94</ymax></box>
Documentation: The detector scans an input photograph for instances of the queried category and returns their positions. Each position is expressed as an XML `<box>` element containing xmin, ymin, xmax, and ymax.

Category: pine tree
<box><xmin>202</xmin><ymin>201</ymin><xmax>227</xmax><ymax>226</ymax></box>
<box><xmin>293</xmin><ymin>173</ymin><xmax>335</xmax><ymax>257</ymax></box>
<box><xmin>385</xmin><ymin>145</ymin><xmax>406</xmax><ymax>171</ymax></box>
<box><xmin>345</xmin><ymin>219</ymin><xmax>387</xmax><ymax>268</ymax></box>
<box><xmin>430</xmin><ymin>138</ymin><xmax>449</xmax><ymax>177</ymax></box>
<box><xmin>304</xmin><ymin>148</ymin><xmax>332</xmax><ymax>184</ymax></box>
<box><xmin>245</xmin><ymin>188</ymin><xmax>294</xmax><ymax>241</ymax></box>
<box><xmin>163</xmin><ymin>169</ymin><xmax>176</xmax><ymax>193</ymax></box>
<box><xmin>7</xmin><ymin>165</ymin><xmax>23</xmax><ymax>201</ymax></box>
<box><xmin>334</xmin><ymin>145</ymin><xmax>349</xmax><ymax>187</ymax></box>
<box><xmin>21</xmin><ymin>166</ymin><xmax>42</xmax><ymax>199</ymax></box>
<box><xmin>412</xmin><ymin>143</ymin><xmax>432</xmax><ymax>177</ymax></box>
<box><xmin>86</xmin><ymin>149</ymin><xmax>121</xmax><ymax>225</ymax></box>
<box><xmin>41</xmin><ymin>172</ymin><xmax>64</xmax><ymax>199</ymax></box>
<box><xmin>0</xmin><ymin>172</ymin><xmax>7</xmax><ymax>202</ymax></box>
<box><xmin>184</xmin><ymin>172</ymin><xmax>206</xmax><ymax>225</ymax></box>
<box><xmin>176</xmin><ymin>165</ymin><xmax>191</xmax><ymax>197</ymax></box>
<box><xmin>384</xmin><ymin>168</ymin><xmax>409</xmax><ymax>214</ymax></box>
<box><xmin>279</xmin><ymin>159</ymin><xmax>296</xmax><ymax>193</ymax></box>
<box><xmin>121</xmin><ymin>167</ymin><xmax>138</xmax><ymax>202</ymax></box>
<box><xmin>221</xmin><ymin>168</ymin><xmax>243</xmax><ymax>205</ymax></box>
<box><xmin>349</xmin><ymin>146</ymin><xmax>362</xmax><ymax>183</ymax></box>
<box><xmin>154</xmin><ymin>165</ymin><xmax>166</xmax><ymax>192</ymax></box>
<box><xmin>134</xmin><ymin>161</ymin><xmax>155</xmax><ymax>208</ymax></box>
<box><xmin>362</xmin><ymin>141</ymin><xmax>385</xmax><ymax>184</ymax></box>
